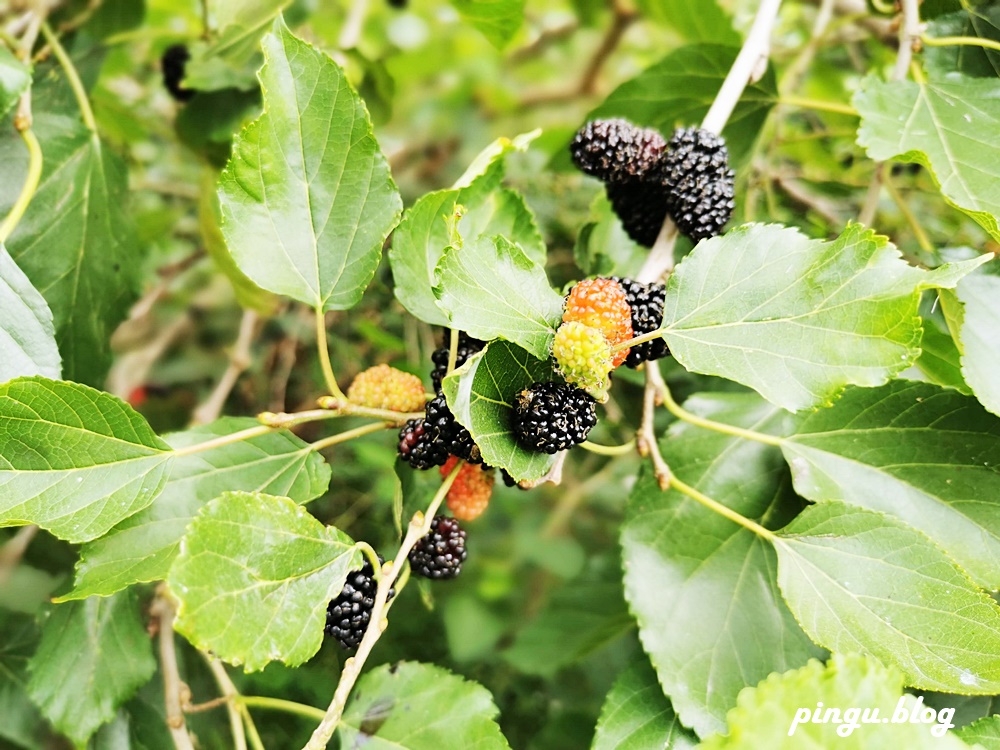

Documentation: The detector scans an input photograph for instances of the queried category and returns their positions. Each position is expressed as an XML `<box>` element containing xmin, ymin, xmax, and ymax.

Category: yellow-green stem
<box><xmin>316</xmin><ymin>397</ymin><xmax>424</xmax><ymax>423</ymax></box>
<box><xmin>921</xmin><ymin>34</ymin><xmax>1000</xmax><ymax>54</ymax></box>
<box><xmin>446</xmin><ymin>328</ymin><xmax>459</xmax><ymax>376</ymax></box>
<box><xmin>315</xmin><ymin>308</ymin><xmax>347</xmax><ymax>400</ymax></box>
<box><xmin>170</xmin><ymin>425</ymin><xmax>275</xmax><ymax>458</ymax></box>
<box><xmin>656</xmin><ymin>379</ymin><xmax>785</xmax><ymax>448</ymax></box>
<box><xmin>884</xmin><ymin>177</ymin><xmax>934</xmax><ymax>253</ymax></box>
<box><xmin>579</xmin><ymin>438</ymin><xmax>636</xmax><ymax>456</ymax></box>
<box><xmin>612</xmin><ymin>328</ymin><xmax>664</xmax><ymax>354</ymax></box>
<box><xmin>308</xmin><ymin>422</ymin><xmax>392</xmax><ymax>452</ymax></box>
<box><xmin>0</xmin><ymin>128</ymin><xmax>42</xmax><ymax>244</ymax></box>
<box><xmin>40</xmin><ymin>22</ymin><xmax>97</xmax><ymax>132</ymax></box>
<box><xmin>238</xmin><ymin>696</ymin><xmax>327</xmax><ymax>722</ymax></box>
<box><xmin>779</xmin><ymin>95</ymin><xmax>858</xmax><ymax>117</ymax></box>
<box><xmin>669</xmin><ymin>475</ymin><xmax>776</xmax><ymax>542</ymax></box>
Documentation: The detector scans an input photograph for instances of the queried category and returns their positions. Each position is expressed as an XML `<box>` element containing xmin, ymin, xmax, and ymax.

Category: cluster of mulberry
<box><xmin>325</xmin><ymin>557</ymin><xmax>394</xmax><ymax>651</ymax></box>
<box><xmin>570</xmin><ymin>118</ymin><xmax>735</xmax><ymax>245</ymax></box>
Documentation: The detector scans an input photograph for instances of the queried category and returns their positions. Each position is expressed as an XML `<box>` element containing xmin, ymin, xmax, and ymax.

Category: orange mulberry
<box><xmin>440</xmin><ymin>456</ymin><xmax>494</xmax><ymax>521</ymax></box>
<box><xmin>562</xmin><ymin>278</ymin><xmax>633</xmax><ymax>367</ymax></box>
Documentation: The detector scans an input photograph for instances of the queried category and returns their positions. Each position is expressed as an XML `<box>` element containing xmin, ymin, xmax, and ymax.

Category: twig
<box><xmin>204</xmin><ymin>657</ymin><xmax>248</xmax><ymax>750</ymax></box>
<box><xmin>780</xmin><ymin>0</ymin><xmax>836</xmax><ymax>95</ymax></box>
<box><xmin>702</xmin><ymin>0</ymin><xmax>784</xmax><ymax>134</ymax></box>
<box><xmin>0</xmin><ymin>525</ymin><xmax>38</xmax><ymax>588</ymax></box>
<box><xmin>192</xmin><ymin>309</ymin><xmax>261</xmax><ymax>425</ymax></box>
<box><xmin>637</xmin><ymin>363</ymin><xmax>672</xmax><ymax>489</ymax></box>
<box><xmin>151</xmin><ymin>590</ymin><xmax>196</xmax><ymax>750</ymax></box>
<box><xmin>773</xmin><ymin>173</ymin><xmax>845</xmax><ymax>226</ymax></box>
<box><xmin>859</xmin><ymin>0</ymin><xmax>921</xmax><ymax>226</ymax></box>
<box><xmin>519</xmin><ymin>4</ymin><xmax>636</xmax><ymax>107</ymax></box>
<box><xmin>509</xmin><ymin>20</ymin><xmax>579</xmax><ymax>63</ymax></box>
<box><xmin>0</xmin><ymin>129</ymin><xmax>42</xmax><ymax>243</ymax></box>
<box><xmin>921</xmin><ymin>34</ymin><xmax>1000</xmax><ymax>54</ymax></box>
<box><xmin>338</xmin><ymin>0</ymin><xmax>369</xmax><ymax>50</ymax></box>
<box><xmin>302</xmin><ymin>464</ymin><xmax>463</xmax><ymax>750</ymax></box>
<box><xmin>884</xmin><ymin>176</ymin><xmax>934</xmax><ymax>253</ymax></box>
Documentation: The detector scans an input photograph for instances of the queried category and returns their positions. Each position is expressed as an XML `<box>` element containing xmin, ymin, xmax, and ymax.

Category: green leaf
<box><xmin>783</xmin><ymin>381</ymin><xmax>1000</xmax><ymax>589</ymax></box>
<box><xmin>504</xmin><ymin>559</ymin><xmax>633</xmax><ymax>678</ymax></box>
<box><xmin>0</xmin><ymin>377</ymin><xmax>171</xmax><ymax>543</ymax></box>
<box><xmin>943</xmin><ymin>272</ymin><xmax>1000</xmax><ymax>418</ymax></box>
<box><xmin>699</xmin><ymin>653</ymin><xmax>969</xmax><ymax>750</ymax></box>
<box><xmin>957</xmin><ymin>716</ymin><xmax>1000</xmax><ymax>749</ymax></box>
<box><xmin>27</xmin><ymin>591</ymin><xmax>156</xmax><ymax>745</ymax></box>
<box><xmin>0</xmin><ymin>46</ymin><xmax>30</xmax><ymax>119</ymax></box>
<box><xmin>447</xmin><ymin>0</ymin><xmax>525</xmax><ymax>49</ymax></box>
<box><xmin>435</xmin><ymin>235</ymin><xmax>562</xmax><ymax>359</ymax></box>
<box><xmin>168</xmin><ymin>491</ymin><xmax>359</xmax><ymax>671</ymax></box>
<box><xmin>0</xmin><ymin>244</ymin><xmax>60</xmax><ymax>381</ymax></box>
<box><xmin>66</xmin><ymin>417</ymin><xmax>331</xmax><ymax>600</ymax></box>
<box><xmin>659</xmin><ymin>223</ymin><xmax>988</xmax><ymax>412</ymax></box>
<box><xmin>774</xmin><ymin>502</ymin><xmax>1000</xmax><ymax>694</ymax></box>
<box><xmin>184</xmin><ymin>0</ymin><xmax>291</xmax><ymax>91</ymax></box>
<box><xmin>198</xmin><ymin>174</ymin><xmax>279</xmax><ymax>314</ymax></box>
<box><xmin>0</xmin><ymin>613</ymin><xmax>43</xmax><ymax>750</ymax></box>
<box><xmin>0</xmin><ymin>117</ymin><xmax>139</xmax><ymax>385</ymax></box>
<box><xmin>338</xmin><ymin>661</ymin><xmax>511</xmax><ymax>749</ymax></box>
<box><xmin>926</xmin><ymin>7</ymin><xmax>1000</xmax><ymax>78</ymax></box>
<box><xmin>855</xmin><ymin>74</ymin><xmax>1000</xmax><ymax>242</ymax></box>
<box><xmin>442</xmin><ymin>342</ymin><xmax>557</xmax><ymax>482</ymax></box>
<box><xmin>389</xmin><ymin>134</ymin><xmax>540</xmax><ymax>326</ymax></box>
<box><xmin>622</xmin><ymin>393</ymin><xmax>821</xmax><ymax>737</ymax></box>
<box><xmin>586</xmin><ymin>44</ymin><xmax>776</xmax><ymax>166</ymax></box>
<box><xmin>218</xmin><ymin>17</ymin><xmax>402</xmax><ymax>312</ymax></box>
<box><xmin>632</xmin><ymin>0</ymin><xmax>738</xmax><ymax>45</ymax></box>
<box><xmin>591</xmin><ymin>659</ymin><xmax>698</xmax><ymax>750</ymax></box>
<box><xmin>910</xmin><ymin>316</ymin><xmax>969</xmax><ymax>393</ymax></box>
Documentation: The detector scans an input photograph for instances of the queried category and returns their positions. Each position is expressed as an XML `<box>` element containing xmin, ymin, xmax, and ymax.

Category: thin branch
<box><xmin>338</xmin><ymin>0</ymin><xmax>370</xmax><ymax>50</ymax></box>
<box><xmin>204</xmin><ymin>657</ymin><xmax>248</xmax><ymax>750</ymax></box>
<box><xmin>773</xmin><ymin>173</ymin><xmax>845</xmax><ymax>226</ymax></box>
<box><xmin>702</xmin><ymin>0</ymin><xmax>784</xmax><ymax>134</ymax></box>
<box><xmin>884</xmin><ymin>176</ymin><xmax>934</xmax><ymax>253</ymax></box>
<box><xmin>637</xmin><ymin>363</ymin><xmax>671</xmax><ymax>489</ymax></box>
<box><xmin>860</xmin><ymin>0</ymin><xmax>921</xmax><ymax>225</ymax></box>
<box><xmin>192</xmin><ymin>309</ymin><xmax>261</xmax><ymax>425</ymax></box>
<box><xmin>508</xmin><ymin>20</ymin><xmax>579</xmax><ymax>63</ymax></box>
<box><xmin>308</xmin><ymin>421</ymin><xmax>392</xmax><ymax>452</ymax></box>
<box><xmin>779</xmin><ymin>95</ymin><xmax>857</xmax><ymax>116</ymax></box>
<box><xmin>0</xmin><ymin>525</ymin><xmax>38</xmax><ymax>588</ymax></box>
<box><xmin>302</xmin><ymin>464</ymin><xmax>463</xmax><ymax>750</ymax></box>
<box><xmin>151</xmin><ymin>591</ymin><xmax>196</xmax><ymax>750</ymax></box>
<box><xmin>519</xmin><ymin>5</ymin><xmax>636</xmax><ymax>107</ymax></box>
<box><xmin>669</xmin><ymin>475</ymin><xmax>776</xmax><ymax>541</ymax></box>
<box><xmin>579</xmin><ymin>438</ymin><xmax>635</xmax><ymax>456</ymax></box>
<box><xmin>779</xmin><ymin>0</ymin><xmax>836</xmax><ymax>95</ymax></box>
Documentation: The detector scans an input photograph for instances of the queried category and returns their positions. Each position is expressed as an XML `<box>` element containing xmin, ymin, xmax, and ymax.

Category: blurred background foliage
<box><xmin>1</xmin><ymin>0</ymin><xmax>995</xmax><ymax>746</ymax></box>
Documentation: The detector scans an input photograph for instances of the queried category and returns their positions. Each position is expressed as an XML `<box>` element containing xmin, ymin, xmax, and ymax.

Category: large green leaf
<box><xmin>699</xmin><ymin>653</ymin><xmax>969</xmax><ymax>750</ymax></box>
<box><xmin>783</xmin><ymin>381</ymin><xmax>1000</xmax><ymax>589</ymax></box>
<box><xmin>926</xmin><ymin>6</ymin><xmax>1000</xmax><ymax>78</ymax></box>
<box><xmin>622</xmin><ymin>393</ymin><xmax>821</xmax><ymax>737</ymax></box>
<box><xmin>658</xmin><ymin>223</ymin><xmax>987</xmax><ymax>412</ymax></box>
<box><xmin>591</xmin><ymin>659</ymin><xmax>697</xmax><ymax>750</ymax></box>
<box><xmin>774</xmin><ymin>502</ymin><xmax>1000</xmax><ymax>694</ymax></box>
<box><xmin>586</xmin><ymin>44</ymin><xmax>776</xmax><ymax>166</ymax></box>
<box><xmin>942</xmin><ymin>272</ymin><xmax>1000</xmax><ymax>418</ymax></box>
<box><xmin>0</xmin><ymin>377</ymin><xmax>171</xmax><ymax>543</ymax></box>
<box><xmin>27</xmin><ymin>591</ymin><xmax>156</xmax><ymax>745</ymax></box>
<box><xmin>855</xmin><ymin>74</ymin><xmax>1000</xmax><ymax>241</ymax></box>
<box><xmin>448</xmin><ymin>0</ymin><xmax>525</xmax><ymax>49</ymax></box>
<box><xmin>389</xmin><ymin>134</ymin><xmax>541</xmax><ymax>326</ymax></box>
<box><xmin>0</xmin><ymin>117</ymin><xmax>139</xmax><ymax>385</ymax></box>
<box><xmin>0</xmin><ymin>244</ymin><xmax>60</xmax><ymax>381</ymax></box>
<box><xmin>0</xmin><ymin>46</ymin><xmax>30</xmax><ymax>119</ymax></box>
<box><xmin>218</xmin><ymin>17</ymin><xmax>402</xmax><ymax>312</ymax></box>
<box><xmin>632</xmin><ymin>0</ymin><xmax>738</xmax><ymax>44</ymax></box>
<box><xmin>442</xmin><ymin>342</ymin><xmax>558</xmax><ymax>482</ymax></box>
<box><xmin>168</xmin><ymin>491</ymin><xmax>359</xmax><ymax>671</ymax></box>
<box><xmin>66</xmin><ymin>418</ymin><xmax>331</xmax><ymax>600</ymax></box>
<box><xmin>435</xmin><ymin>235</ymin><xmax>562</xmax><ymax>360</ymax></box>
<box><xmin>338</xmin><ymin>662</ymin><xmax>511</xmax><ymax>749</ymax></box>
